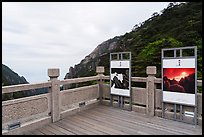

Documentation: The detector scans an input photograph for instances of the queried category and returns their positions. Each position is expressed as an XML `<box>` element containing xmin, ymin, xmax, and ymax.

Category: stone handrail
<box><xmin>102</xmin><ymin>75</ymin><xmax>147</xmax><ymax>83</ymax></box>
<box><xmin>2</xmin><ymin>69</ymin><xmax>102</xmax><ymax>135</ymax></box>
<box><xmin>60</xmin><ymin>75</ymin><xmax>100</xmax><ymax>85</ymax></box>
<box><xmin>2</xmin><ymin>82</ymin><xmax>52</xmax><ymax>94</ymax></box>
<box><xmin>2</xmin><ymin>66</ymin><xmax>202</xmax><ymax>135</ymax></box>
<box><xmin>100</xmin><ymin>66</ymin><xmax>202</xmax><ymax>126</ymax></box>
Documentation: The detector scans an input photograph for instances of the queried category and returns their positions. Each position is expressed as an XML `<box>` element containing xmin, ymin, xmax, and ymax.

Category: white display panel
<box><xmin>163</xmin><ymin>58</ymin><xmax>195</xmax><ymax>68</ymax></box>
<box><xmin>110</xmin><ymin>88</ymin><xmax>130</xmax><ymax>96</ymax></box>
<box><xmin>162</xmin><ymin>58</ymin><xmax>196</xmax><ymax>105</ymax></box>
<box><xmin>111</xmin><ymin>60</ymin><xmax>130</xmax><ymax>68</ymax></box>
<box><xmin>163</xmin><ymin>91</ymin><xmax>195</xmax><ymax>105</ymax></box>
<box><xmin>110</xmin><ymin>60</ymin><xmax>130</xmax><ymax>97</ymax></box>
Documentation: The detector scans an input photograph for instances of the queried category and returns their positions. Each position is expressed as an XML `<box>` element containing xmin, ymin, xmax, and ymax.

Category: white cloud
<box><xmin>2</xmin><ymin>2</ymin><xmax>170</xmax><ymax>83</ymax></box>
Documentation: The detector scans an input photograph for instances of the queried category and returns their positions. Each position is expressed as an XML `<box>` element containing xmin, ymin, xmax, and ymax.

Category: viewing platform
<box><xmin>23</xmin><ymin>105</ymin><xmax>201</xmax><ymax>135</ymax></box>
<box><xmin>2</xmin><ymin>66</ymin><xmax>202</xmax><ymax>135</ymax></box>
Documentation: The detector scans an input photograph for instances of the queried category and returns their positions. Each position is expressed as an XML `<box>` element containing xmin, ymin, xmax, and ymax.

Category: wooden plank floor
<box><xmin>24</xmin><ymin>105</ymin><xmax>202</xmax><ymax>135</ymax></box>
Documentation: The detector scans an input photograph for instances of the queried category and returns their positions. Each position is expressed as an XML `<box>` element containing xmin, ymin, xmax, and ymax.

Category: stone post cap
<box><xmin>48</xmin><ymin>68</ymin><xmax>60</xmax><ymax>78</ymax></box>
<box><xmin>146</xmin><ymin>66</ymin><xmax>156</xmax><ymax>75</ymax></box>
<box><xmin>96</xmin><ymin>66</ymin><xmax>104</xmax><ymax>74</ymax></box>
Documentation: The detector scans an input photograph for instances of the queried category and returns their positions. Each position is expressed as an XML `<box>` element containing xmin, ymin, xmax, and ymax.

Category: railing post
<box><xmin>146</xmin><ymin>66</ymin><xmax>156</xmax><ymax>116</ymax></box>
<box><xmin>96</xmin><ymin>66</ymin><xmax>105</xmax><ymax>104</ymax></box>
<box><xmin>48</xmin><ymin>68</ymin><xmax>60</xmax><ymax>122</ymax></box>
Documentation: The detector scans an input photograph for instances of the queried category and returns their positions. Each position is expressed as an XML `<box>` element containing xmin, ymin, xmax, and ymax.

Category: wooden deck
<box><xmin>24</xmin><ymin>105</ymin><xmax>202</xmax><ymax>135</ymax></box>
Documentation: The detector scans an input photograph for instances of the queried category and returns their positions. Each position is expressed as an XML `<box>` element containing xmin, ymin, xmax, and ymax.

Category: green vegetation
<box><xmin>139</xmin><ymin>37</ymin><xmax>183</xmax><ymax>60</ymax></box>
<box><xmin>70</xmin><ymin>2</ymin><xmax>202</xmax><ymax>92</ymax></box>
<box><xmin>99</xmin><ymin>2</ymin><xmax>202</xmax><ymax>79</ymax></box>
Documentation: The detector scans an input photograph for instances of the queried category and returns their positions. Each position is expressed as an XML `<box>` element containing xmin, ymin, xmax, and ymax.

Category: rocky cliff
<box><xmin>65</xmin><ymin>36</ymin><xmax>120</xmax><ymax>79</ymax></box>
<box><xmin>64</xmin><ymin>2</ymin><xmax>202</xmax><ymax>82</ymax></box>
<box><xmin>2</xmin><ymin>64</ymin><xmax>29</xmax><ymax>86</ymax></box>
<box><xmin>2</xmin><ymin>64</ymin><xmax>48</xmax><ymax>100</ymax></box>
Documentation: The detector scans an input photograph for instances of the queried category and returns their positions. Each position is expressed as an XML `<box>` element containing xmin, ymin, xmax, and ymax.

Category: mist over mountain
<box><xmin>64</xmin><ymin>2</ymin><xmax>202</xmax><ymax>82</ymax></box>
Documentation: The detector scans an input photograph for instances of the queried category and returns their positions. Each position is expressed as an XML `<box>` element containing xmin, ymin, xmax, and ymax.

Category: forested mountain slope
<box><xmin>65</xmin><ymin>2</ymin><xmax>201</xmax><ymax>81</ymax></box>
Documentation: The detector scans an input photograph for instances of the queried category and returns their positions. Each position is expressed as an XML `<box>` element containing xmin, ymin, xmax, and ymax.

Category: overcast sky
<box><xmin>2</xmin><ymin>2</ymin><xmax>170</xmax><ymax>83</ymax></box>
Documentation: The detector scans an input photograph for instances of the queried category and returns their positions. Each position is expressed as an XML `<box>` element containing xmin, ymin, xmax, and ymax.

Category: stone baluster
<box><xmin>96</xmin><ymin>66</ymin><xmax>105</xmax><ymax>104</ymax></box>
<box><xmin>146</xmin><ymin>66</ymin><xmax>156</xmax><ymax>116</ymax></box>
<box><xmin>48</xmin><ymin>68</ymin><xmax>60</xmax><ymax>122</ymax></box>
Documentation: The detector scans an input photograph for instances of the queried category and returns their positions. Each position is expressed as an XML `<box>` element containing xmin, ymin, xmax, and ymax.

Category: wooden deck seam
<box><xmin>23</xmin><ymin>105</ymin><xmax>202</xmax><ymax>135</ymax></box>
<box><xmin>95</xmin><ymin>106</ymin><xmax>201</xmax><ymax>133</ymax></box>
<box><xmin>93</xmin><ymin>108</ymin><xmax>199</xmax><ymax>134</ymax></box>
<box><xmin>77</xmin><ymin>108</ymin><xmax>174</xmax><ymax>135</ymax></box>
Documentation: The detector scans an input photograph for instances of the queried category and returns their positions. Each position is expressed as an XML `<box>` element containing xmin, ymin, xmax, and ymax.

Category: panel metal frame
<box><xmin>161</xmin><ymin>46</ymin><xmax>197</xmax><ymax>125</ymax></box>
<box><xmin>110</xmin><ymin>52</ymin><xmax>132</xmax><ymax>111</ymax></box>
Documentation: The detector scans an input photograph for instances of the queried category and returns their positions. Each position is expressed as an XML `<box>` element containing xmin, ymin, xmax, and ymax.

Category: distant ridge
<box><xmin>64</xmin><ymin>2</ymin><xmax>202</xmax><ymax>83</ymax></box>
<box><xmin>2</xmin><ymin>64</ymin><xmax>28</xmax><ymax>86</ymax></box>
<box><xmin>2</xmin><ymin>64</ymin><xmax>48</xmax><ymax>101</ymax></box>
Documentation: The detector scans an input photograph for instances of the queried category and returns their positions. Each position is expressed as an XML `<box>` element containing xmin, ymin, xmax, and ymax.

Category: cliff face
<box><xmin>65</xmin><ymin>2</ymin><xmax>202</xmax><ymax>81</ymax></box>
<box><xmin>2</xmin><ymin>64</ymin><xmax>29</xmax><ymax>100</ymax></box>
<box><xmin>2</xmin><ymin>64</ymin><xmax>48</xmax><ymax>101</ymax></box>
<box><xmin>2</xmin><ymin>64</ymin><xmax>29</xmax><ymax>86</ymax></box>
<box><xmin>65</xmin><ymin>36</ymin><xmax>120</xmax><ymax>79</ymax></box>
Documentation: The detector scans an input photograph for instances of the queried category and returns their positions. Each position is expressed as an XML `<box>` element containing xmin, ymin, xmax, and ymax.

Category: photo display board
<box><xmin>162</xmin><ymin>49</ymin><xmax>196</xmax><ymax>106</ymax></box>
<box><xmin>110</xmin><ymin>57</ymin><xmax>131</xmax><ymax>97</ymax></box>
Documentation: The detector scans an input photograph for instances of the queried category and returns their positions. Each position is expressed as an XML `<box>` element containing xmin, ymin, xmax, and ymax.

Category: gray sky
<box><xmin>2</xmin><ymin>2</ymin><xmax>170</xmax><ymax>83</ymax></box>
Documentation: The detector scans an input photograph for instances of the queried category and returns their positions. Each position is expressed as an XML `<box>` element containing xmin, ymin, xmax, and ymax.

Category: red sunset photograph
<box><xmin>163</xmin><ymin>68</ymin><xmax>195</xmax><ymax>94</ymax></box>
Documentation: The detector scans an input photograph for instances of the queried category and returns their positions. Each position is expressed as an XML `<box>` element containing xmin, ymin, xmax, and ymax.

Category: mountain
<box><xmin>64</xmin><ymin>36</ymin><xmax>120</xmax><ymax>79</ymax></box>
<box><xmin>2</xmin><ymin>64</ymin><xmax>48</xmax><ymax>101</ymax></box>
<box><xmin>163</xmin><ymin>73</ymin><xmax>195</xmax><ymax>94</ymax></box>
<box><xmin>2</xmin><ymin>64</ymin><xmax>29</xmax><ymax>86</ymax></box>
<box><xmin>2</xmin><ymin>64</ymin><xmax>29</xmax><ymax>100</ymax></box>
<box><xmin>64</xmin><ymin>2</ymin><xmax>202</xmax><ymax>83</ymax></box>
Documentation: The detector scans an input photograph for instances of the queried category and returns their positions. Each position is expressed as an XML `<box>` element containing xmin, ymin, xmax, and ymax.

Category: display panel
<box><xmin>110</xmin><ymin>60</ymin><xmax>130</xmax><ymax>97</ymax></box>
<box><xmin>162</xmin><ymin>58</ymin><xmax>196</xmax><ymax>105</ymax></box>
<box><xmin>163</xmin><ymin>68</ymin><xmax>195</xmax><ymax>94</ymax></box>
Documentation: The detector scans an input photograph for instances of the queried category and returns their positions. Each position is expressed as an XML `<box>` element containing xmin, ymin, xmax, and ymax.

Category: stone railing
<box><xmin>101</xmin><ymin>66</ymin><xmax>202</xmax><ymax>126</ymax></box>
<box><xmin>2</xmin><ymin>66</ymin><xmax>202</xmax><ymax>135</ymax></box>
<box><xmin>2</xmin><ymin>69</ymin><xmax>101</xmax><ymax>135</ymax></box>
